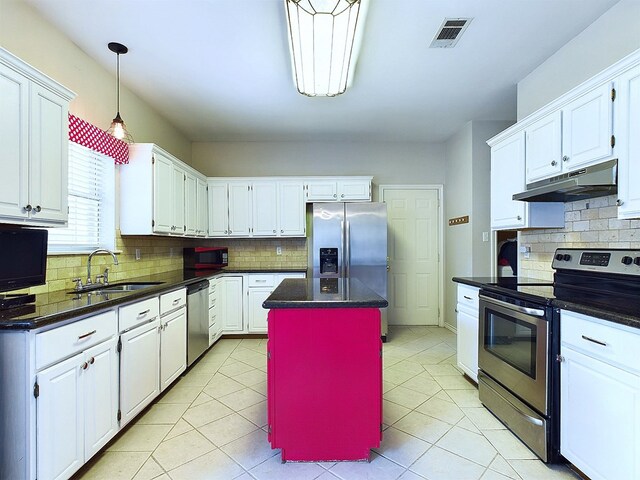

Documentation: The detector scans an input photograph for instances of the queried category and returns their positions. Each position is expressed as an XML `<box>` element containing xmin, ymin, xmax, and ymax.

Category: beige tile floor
<box><xmin>74</xmin><ymin>326</ymin><xmax>580</xmax><ymax>480</ymax></box>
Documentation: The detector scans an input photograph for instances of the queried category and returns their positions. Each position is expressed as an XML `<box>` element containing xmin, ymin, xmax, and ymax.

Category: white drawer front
<box><xmin>119</xmin><ymin>297</ymin><xmax>160</xmax><ymax>332</ymax></box>
<box><xmin>561</xmin><ymin>310</ymin><xmax>640</xmax><ymax>373</ymax></box>
<box><xmin>36</xmin><ymin>310</ymin><xmax>117</xmax><ymax>370</ymax></box>
<box><xmin>248</xmin><ymin>274</ymin><xmax>275</xmax><ymax>287</ymax></box>
<box><xmin>160</xmin><ymin>288</ymin><xmax>186</xmax><ymax>314</ymax></box>
<box><xmin>209</xmin><ymin>305</ymin><xmax>217</xmax><ymax>327</ymax></box>
<box><xmin>457</xmin><ymin>284</ymin><xmax>480</xmax><ymax>311</ymax></box>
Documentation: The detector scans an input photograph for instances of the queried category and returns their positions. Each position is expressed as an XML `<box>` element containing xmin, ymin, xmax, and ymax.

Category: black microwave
<box><xmin>183</xmin><ymin>247</ymin><xmax>228</xmax><ymax>269</ymax></box>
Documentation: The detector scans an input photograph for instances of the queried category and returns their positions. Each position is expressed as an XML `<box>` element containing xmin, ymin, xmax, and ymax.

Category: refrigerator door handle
<box><xmin>341</xmin><ymin>220</ymin><xmax>346</xmax><ymax>277</ymax></box>
<box><xmin>345</xmin><ymin>221</ymin><xmax>351</xmax><ymax>278</ymax></box>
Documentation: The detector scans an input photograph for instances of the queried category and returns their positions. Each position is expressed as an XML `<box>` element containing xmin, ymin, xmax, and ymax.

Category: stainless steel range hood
<box><xmin>513</xmin><ymin>159</ymin><xmax>617</xmax><ymax>202</ymax></box>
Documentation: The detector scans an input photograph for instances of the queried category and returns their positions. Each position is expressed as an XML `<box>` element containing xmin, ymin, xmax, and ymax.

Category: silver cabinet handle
<box><xmin>81</xmin><ymin>361</ymin><xmax>89</xmax><ymax>370</ymax></box>
<box><xmin>89</xmin><ymin>356</ymin><xmax>95</xmax><ymax>365</ymax></box>
<box><xmin>78</xmin><ymin>330</ymin><xmax>96</xmax><ymax>340</ymax></box>
<box><xmin>551</xmin><ymin>160</ymin><xmax>557</xmax><ymax>166</ymax></box>
<box><xmin>333</xmin><ymin>193</ymin><xmax>337</xmax><ymax>198</ymax></box>
<box><xmin>34</xmin><ymin>205</ymin><xmax>41</xmax><ymax>212</ymax></box>
<box><xmin>172</xmin><ymin>299</ymin><xmax>180</xmax><ymax>305</ymax></box>
<box><xmin>24</xmin><ymin>204</ymin><xmax>32</xmax><ymax>212</ymax></box>
<box><xmin>563</xmin><ymin>155</ymin><xmax>569</xmax><ymax>162</ymax></box>
<box><xmin>516</xmin><ymin>215</ymin><xmax>522</xmax><ymax>221</ymax></box>
<box><xmin>463</xmin><ymin>295</ymin><xmax>472</xmax><ymax>300</ymax></box>
<box><xmin>255</xmin><ymin>279</ymin><xmax>267</xmax><ymax>283</ymax></box>
<box><xmin>581</xmin><ymin>335</ymin><xmax>607</xmax><ymax>347</ymax></box>
<box><xmin>341</xmin><ymin>194</ymin><xmax>345</xmax><ymax>198</ymax></box>
<box><xmin>137</xmin><ymin>309</ymin><xmax>151</xmax><ymax>318</ymax></box>
<box><xmin>616</xmin><ymin>199</ymin><xmax>624</xmax><ymax>206</ymax></box>
<box><xmin>281</xmin><ymin>229</ymin><xmax>284</xmax><ymax>233</ymax></box>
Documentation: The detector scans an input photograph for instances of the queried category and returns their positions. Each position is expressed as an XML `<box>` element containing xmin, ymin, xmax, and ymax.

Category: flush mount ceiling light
<box><xmin>106</xmin><ymin>42</ymin><xmax>134</xmax><ymax>143</ymax></box>
<box><xmin>285</xmin><ymin>0</ymin><xmax>368</xmax><ymax>97</ymax></box>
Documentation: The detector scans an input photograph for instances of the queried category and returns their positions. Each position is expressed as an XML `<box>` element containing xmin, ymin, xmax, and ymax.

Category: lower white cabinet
<box><xmin>248</xmin><ymin>273</ymin><xmax>305</xmax><ymax>333</ymax></box>
<box><xmin>159</xmin><ymin>291</ymin><xmax>187</xmax><ymax>392</ymax></box>
<box><xmin>208</xmin><ymin>277</ymin><xmax>223</xmax><ymax>345</ymax></box>
<box><xmin>560</xmin><ymin>310</ymin><xmax>640</xmax><ymax>480</ymax></box>
<box><xmin>456</xmin><ymin>284</ymin><xmax>479</xmax><ymax>383</ymax></box>
<box><xmin>220</xmin><ymin>276</ymin><xmax>244</xmax><ymax>332</ymax></box>
<box><xmin>119</xmin><ymin>298</ymin><xmax>161</xmax><ymax>427</ymax></box>
<box><xmin>35</xmin><ymin>311</ymin><xmax>119</xmax><ymax>480</ymax></box>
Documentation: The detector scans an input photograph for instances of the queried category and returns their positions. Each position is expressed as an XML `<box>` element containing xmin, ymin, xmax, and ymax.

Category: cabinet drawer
<box><xmin>561</xmin><ymin>310</ymin><xmax>640</xmax><ymax>373</ymax></box>
<box><xmin>248</xmin><ymin>274</ymin><xmax>275</xmax><ymax>287</ymax></box>
<box><xmin>119</xmin><ymin>297</ymin><xmax>160</xmax><ymax>332</ymax></box>
<box><xmin>35</xmin><ymin>310</ymin><xmax>117</xmax><ymax>370</ymax></box>
<box><xmin>160</xmin><ymin>288</ymin><xmax>186</xmax><ymax>314</ymax></box>
<box><xmin>457</xmin><ymin>284</ymin><xmax>479</xmax><ymax>311</ymax></box>
<box><xmin>209</xmin><ymin>305</ymin><xmax>217</xmax><ymax>327</ymax></box>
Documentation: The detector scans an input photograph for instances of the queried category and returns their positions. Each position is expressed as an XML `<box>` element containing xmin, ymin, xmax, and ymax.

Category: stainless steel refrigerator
<box><xmin>311</xmin><ymin>202</ymin><xmax>388</xmax><ymax>338</ymax></box>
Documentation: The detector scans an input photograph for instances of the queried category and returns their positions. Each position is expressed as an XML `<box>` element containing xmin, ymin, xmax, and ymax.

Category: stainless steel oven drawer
<box><xmin>478</xmin><ymin>371</ymin><xmax>548</xmax><ymax>462</ymax></box>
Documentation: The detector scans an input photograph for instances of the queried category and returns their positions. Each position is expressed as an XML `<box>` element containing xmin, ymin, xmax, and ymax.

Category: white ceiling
<box><xmin>26</xmin><ymin>0</ymin><xmax>620</xmax><ymax>143</ymax></box>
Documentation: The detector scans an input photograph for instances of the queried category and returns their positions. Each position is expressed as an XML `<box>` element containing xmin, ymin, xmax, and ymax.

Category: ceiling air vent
<box><xmin>430</xmin><ymin>18</ymin><xmax>472</xmax><ymax>48</ymax></box>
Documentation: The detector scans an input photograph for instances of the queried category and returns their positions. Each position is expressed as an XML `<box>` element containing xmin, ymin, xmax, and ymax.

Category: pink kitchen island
<box><xmin>262</xmin><ymin>277</ymin><xmax>388</xmax><ymax>462</ymax></box>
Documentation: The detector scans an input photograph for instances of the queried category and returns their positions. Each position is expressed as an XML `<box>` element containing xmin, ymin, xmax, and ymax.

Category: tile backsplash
<box><xmin>519</xmin><ymin>194</ymin><xmax>640</xmax><ymax>281</ymax></box>
<box><xmin>19</xmin><ymin>233</ymin><xmax>308</xmax><ymax>295</ymax></box>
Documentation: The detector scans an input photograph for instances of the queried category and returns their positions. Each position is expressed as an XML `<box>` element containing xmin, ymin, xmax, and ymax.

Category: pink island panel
<box><xmin>267</xmin><ymin>307</ymin><xmax>382</xmax><ymax>462</ymax></box>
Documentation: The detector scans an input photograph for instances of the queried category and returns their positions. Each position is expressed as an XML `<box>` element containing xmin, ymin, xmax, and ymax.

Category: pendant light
<box><xmin>106</xmin><ymin>42</ymin><xmax>134</xmax><ymax>143</ymax></box>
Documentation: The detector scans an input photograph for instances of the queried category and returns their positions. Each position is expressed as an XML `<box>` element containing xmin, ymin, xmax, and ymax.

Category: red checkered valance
<box><xmin>68</xmin><ymin>113</ymin><xmax>129</xmax><ymax>164</ymax></box>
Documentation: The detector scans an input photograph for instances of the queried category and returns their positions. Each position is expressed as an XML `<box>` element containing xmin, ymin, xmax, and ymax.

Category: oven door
<box><xmin>478</xmin><ymin>294</ymin><xmax>549</xmax><ymax>415</ymax></box>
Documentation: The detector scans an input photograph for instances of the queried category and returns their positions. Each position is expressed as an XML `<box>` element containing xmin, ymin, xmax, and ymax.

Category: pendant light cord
<box><xmin>116</xmin><ymin>52</ymin><xmax>120</xmax><ymax>115</ymax></box>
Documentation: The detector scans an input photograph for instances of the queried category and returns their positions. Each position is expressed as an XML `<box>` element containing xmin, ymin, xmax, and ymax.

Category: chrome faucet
<box><xmin>87</xmin><ymin>249</ymin><xmax>119</xmax><ymax>285</ymax></box>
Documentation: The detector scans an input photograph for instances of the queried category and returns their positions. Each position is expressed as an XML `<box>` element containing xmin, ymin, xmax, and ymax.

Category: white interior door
<box><xmin>382</xmin><ymin>187</ymin><xmax>440</xmax><ymax>326</ymax></box>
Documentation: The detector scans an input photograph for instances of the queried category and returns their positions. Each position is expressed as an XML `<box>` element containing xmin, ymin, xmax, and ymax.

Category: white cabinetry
<box><xmin>525</xmin><ymin>111</ymin><xmax>563</xmax><ymax>183</ymax></box>
<box><xmin>304</xmin><ymin>177</ymin><xmax>372</xmax><ymax>202</ymax></box>
<box><xmin>35</xmin><ymin>310</ymin><xmax>118</xmax><ymax>480</ymax></box>
<box><xmin>252</xmin><ymin>181</ymin><xmax>278</xmax><ymax>236</ymax></box>
<box><xmin>0</xmin><ymin>48</ymin><xmax>74</xmax><ymax>226</ymax></box>
<box><xmin>278</xmin><ymin>182</ymin><xmax>306</xmax><ymax>236</ymax></box>
<box><xmin>248</xmin><ymin>272</ymin><xmax>305</xmax><ymax>334</ymax></box>
<box><xmin>208</xmin><ymin>276</ymin><xmax>223</xmax><ymax>346</ymax></box>
<box><xmin>118</xmin><ymin>297</ymin><xmax>160</xmax><ymax>426</ymax></box>
<box><xmin>159</xmin><ymin>289</ymin><xmax>187</xmax><ymax>392</ymax></box>
<box><xmin>228</xmin><ymin>181</ymin><xmax>252</xmax><ymax>237</ymax></box>
<box><xmin>220</xmin><ymin>276</ymin><xmax>245</xmax><ymax>332</ymax></box>
<box><xmin>196</xmin><ymin>177</ymin><xmax>209</xmax><ymax>236</ymax></box>
<box><xmin>208</xmin><ymin>181</ymin><xmax>229</xmax><ymax>236</ymax></box>
<box><xmin>186</xmin><ymin>173</ymin><xmax>208</xmax><ymax>237</ymax></box>
<box><xmin>490</xmin><ymin>132</ymin><xmax>564</xmax><ymax>230</ymax></box>
<box><xmin>616</xmin><ymin>64</ymin><xmax>640</xmax><ymax>219</ymax></box>
<box><xmin>455</xmin><ymin>284</ymin><xmax>479</xmax><ymax>383</ymax></box>
<box><xmin>560</xmin><ymin>310</ymin><xmax>640</xmax><ymax>480</ymax></box>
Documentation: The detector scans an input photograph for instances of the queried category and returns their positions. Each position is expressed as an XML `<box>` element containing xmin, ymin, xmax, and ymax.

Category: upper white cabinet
<box><xmin>525</xmin><ymin>85</ymin><xmax>614</xmax><ymax>185</ymax></box>
<box><xmin>490</xmin><ymin>132</ymin><xmax>564</xmax><ymax>230</ymax></box>
<box><xmin>304</xmin><ymin>176</ymin><xmax>372</xmax><ymax>202</ymax></box>
<box><xmin>0</xmin><ymin>48</ymin><xmax>75</xmax><ymax>227</ymax></box>
<box><xmin>186</xmin><ymin>172</ymin><xmax>208</xmax><ymax>237</ymax></box>
<box><xmin>208</xmin><ymin>179</ymin><xmax>306</xmax><ymax>238</ymax></box>
<box><xmin>615</xmin><ymin>64</ymin><xmax>640</xmax><ymax>219</ymax></box>
<box><xmin>120</xmin><ymin>143</ymin><xmax>194</xmax><ymax>236</ymax></box>
<box><xmin>196</xmin><ymin>177</ymin><xmax>209</xmax><ymax>236</ymax></box>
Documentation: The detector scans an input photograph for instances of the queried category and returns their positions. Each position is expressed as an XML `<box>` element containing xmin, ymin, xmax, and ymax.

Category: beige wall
<box><xmin>0</xmin><ymin>0</ymin><xmax>191</xmax><ymax>161</ymax></box>
<box><xmin>520</xmin><ymin>195</ymin><xmax>640</xmax><ymax>281</ymax></box>
<box><xmin>517</xmin><ymin>0</ymin><xmax>640</xmax><ymax>120</ymax></box>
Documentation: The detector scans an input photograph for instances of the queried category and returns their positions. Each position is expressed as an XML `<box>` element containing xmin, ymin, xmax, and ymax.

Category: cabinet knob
<box><xmin>229</xmin><ymin>230</ymin><xmax>232</xmax><ymax>234</ymax></box>
<box><xmin>81</xmin><ymin>362</ymin><xmax>89</xmax><ymax>370</ymax></box>
<box><xmin>341</xmin><ymin>194</ymin><xmax>345</xmax><ymax>198</ymax></box>
<box><xmin>333</xmin><ymin>194</ymin><xmax>337</xmax><ymax>198</ymax></box>
<box><xmin>616</xmin><ymin>199</ymin><xmax>624</xmax><ymax>206</ymax></box>
<box><xmin>281</xmin><ymin>229</ymin><xmax>284</xmax><ymax>233</ymax></box>
<box><xmin>34</xmin><ymin>205</ymin><xmax>41</xmax><ymax>213</ymax></box>
<box><xmin>224</xmin><ymin>230</ymin><xmax>228</xmax><ymax>234</ymax></box>
<box><xmin>550</xmin><ymin>160</ymin><xmax>557</xmax><ymax>166</ymax></box>
<box><xmin>273</xmin><ymin>230</ymin><xmax>276</xmax><ymax>233</ymax></box>
<box><xmin>517</xmin><ymin>215</ymin><xmax>522</xmax><ymax>221</ymax></box>
<box><xmin>24</xmin><ymin>204</ymin><xmax>32</xmax><ymax>212</ymax></box>
<box><xmin>562</xmin><ymin>155</ymin><xmax>569</xmax><ymax>162</ymax></box>
<box><xmin>89</xmin><ymin>356</ymin><xmax>95</xmax><ymax>365</ymax></box>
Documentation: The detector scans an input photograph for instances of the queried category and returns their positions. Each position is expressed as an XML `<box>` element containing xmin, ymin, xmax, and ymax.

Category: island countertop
<box><xmin>263</xmin><ymin>277</ymin><xmax>388</xmax><ymax>309</ymax></box>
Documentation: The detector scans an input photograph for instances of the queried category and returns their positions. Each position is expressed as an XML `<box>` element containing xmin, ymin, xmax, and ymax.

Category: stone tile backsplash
<box><xmin>519</xmin><ymin>194</ymin><xmax>640</xmax><ymax>281</ymax></box>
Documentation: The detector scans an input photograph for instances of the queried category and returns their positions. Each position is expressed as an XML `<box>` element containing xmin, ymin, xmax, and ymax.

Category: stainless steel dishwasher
<box><xmin>187</xmin><ymin>279</ymin><xmax>210</xmax><ymax>366</ymax></box>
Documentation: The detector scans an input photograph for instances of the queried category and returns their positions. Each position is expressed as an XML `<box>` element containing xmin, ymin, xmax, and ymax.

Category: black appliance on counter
<box><xmin>477</xmin><ymin>248</ymin><xmax>640</xmax><ymax>464</ymax></box>
<box><xmin>0</xmin><ymin>228</ymin><xmax>47</xmax><ymax>310</ymax></box>
<box><xmin>183</xmin><ymin>247</ymin><xmax>228</xmax><ymax>270</ymax></box>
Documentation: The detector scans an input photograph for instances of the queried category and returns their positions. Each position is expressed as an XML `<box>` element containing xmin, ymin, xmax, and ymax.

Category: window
<box><xmin>48</xmin><ymin>142</ymin><xmax>116</xmax><ymax>253</ymax></box>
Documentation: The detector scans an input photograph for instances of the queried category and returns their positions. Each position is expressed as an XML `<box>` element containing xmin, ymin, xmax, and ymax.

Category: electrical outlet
<box><xmin>482</xmin><ymin>232</ymin><xmax>489</xmax><ymax>242</ymax></box>
<box><xmin>135</xmin><ymin>248</ymin><xmax>141</xmax><ymax>260</ymax></box>
<box><xmin>170</xmin><ymin>247</ymin><xmax>175</xmax><ymax>257</ymax></box>
<box><xmin>276</xmin><ymin>246</ymin><xmax>282</xmax><ymax>255</ymax></box>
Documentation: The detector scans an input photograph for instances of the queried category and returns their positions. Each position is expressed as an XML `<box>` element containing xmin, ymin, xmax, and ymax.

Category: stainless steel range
<box><xmin>478</xmin><ymin>248</ymin><xmax>640</xmax><ymax>464</ymax></box>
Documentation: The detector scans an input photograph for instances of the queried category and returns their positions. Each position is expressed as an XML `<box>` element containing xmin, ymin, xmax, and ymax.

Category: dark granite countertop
<box><xmin>263</xmin><ymin>277</ymin><xmax>388</xmax><ymax>309</ymax></box>
<box><xmin>0</xmin><ymin>267</ymin><xmax>307</xmax><ymax>331</ymax></box>
<box><xmin>553</xmin><ymin>299</ymin><xmax>640</xmax><ymax>330</ymax></box>
<box><xmin>452</xmin><ymin>276</ymin><xmax>553</xmax><ymax>288</ymax></box>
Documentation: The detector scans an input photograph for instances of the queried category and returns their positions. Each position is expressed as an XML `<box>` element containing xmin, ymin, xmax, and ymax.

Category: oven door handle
<box><xmin>480</xmin><ymin>295</ymin><xmax>546</xmax><ymax>318</ymax></box>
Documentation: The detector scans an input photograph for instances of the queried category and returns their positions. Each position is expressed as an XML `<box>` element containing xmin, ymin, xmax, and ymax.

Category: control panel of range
<box><xmin>552</xmin><ymin>248</ymin><xmax>640</xmax><ymax>275</ymax></box>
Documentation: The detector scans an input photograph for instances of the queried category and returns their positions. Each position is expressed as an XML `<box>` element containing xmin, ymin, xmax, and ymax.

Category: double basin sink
<box><xmin>68</xmin><ymin>281</ymin><xmax>164</xmax><ymax>295</ymax></box>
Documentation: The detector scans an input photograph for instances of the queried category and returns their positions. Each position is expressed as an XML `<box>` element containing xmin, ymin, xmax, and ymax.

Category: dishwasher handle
<box><xmin>187</xmin><ymin>279</ymin><xmax>210</xmax><ymax>295</ymax></box>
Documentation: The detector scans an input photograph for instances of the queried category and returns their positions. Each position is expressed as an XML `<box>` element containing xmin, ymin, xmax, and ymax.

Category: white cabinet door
<box><xmin>616</xmin><ymin>65</ymin><xmax>640</xmax><ymax>219</ymax></box>
<box><xmin>160</xmin><ymin>307</ymin><xmax>187</xmax><ymax>391</ymax></box>
<box><xmin>119</xmin><ymin>319</ymin><xmax>161</xmax><ymax>426</ymax></box>
<box><xmin>525</xmin><ymin>111</ymin><xmax>562</xmax><ymax>184</ymax></box>
<box><xmin>185</xmin><ymin>172</ymin><xmax>198</xmax><ymax>236</ymax></box>
<box><xmin>228</xmin><ymin>182</ymin><xmax>251</xmax><ymax>236</ymax></box>
<box><xmin>0</xmin><ymin>62</ymin><xmax>29</xmax><ymax>221</ymax></box>
<box><xmin>172</xmin><ymin>164</ymin><xmax>185</xmax><ymax>235</ymax></box>
<box><xmin>29</xmin><ymin>83</ymin><xmax>68</xmax><ymax>224</ymax></box>
<box><xmin>337</xmin><ymin>179</ymin><xmax>371</xmax><ymax>201</ymax></box>
<box><xmin>278</xmin><ymin>182</ymin><xmax>305</xmax><ymax>236</ymax></box>
<box><xmin>305</xmin><ymin>180</ymin><xmax>338</xmax><ymax>201</ymax></box>
<box><xmin>491</xmin><ymin>132</ymin><xmax>527</xmax><ymax>229</ymax></box>
<box><xmin>221</xmin><ymin>276</ymin><xmax>244</xmax><ymax>332</ymax></box>
<box><xmin>208</xmin><ymin>182</ymin><xmax>229</xmax><ymax>236</ymax></box>
<box><xmin>196</xmin><ymin>177</ymin><xmax>208</xmax><ymax>236</ymax></box>
<box><xmin>456</xmin><ymin>308</ymin><xmax>478</xmax><ymax>383</ymax></box>
<box><xmin>83</xmin><ymin>338</ymin><xmax>119</xmax><ymax>460</ymax></box>
<box><xmin>252</xmin><ymin>181</ymin><xmax>278</xmax><ymax>236</ymax></box>
<box><xmin>37</xmin><ymin>352</ymin><xmax>84</xmax><ymax>480</ymax></box>
<box><xmin>153</xmin><ymin>152</ymin><xmax>174</xmax><ymax>234</ymax></box>
<box><xmin>561</xmin><ymin>83</ymin><xmax>613</xmax><ymax>171</ymax></box>
<box><xmin>248</xmin><ymin>287</ymin><xmax>272</xmax><ymax>333</ymax></box>
<box><xmin>561</xmin><ymin>346</ymin><xmax>640</xmax><ymax>480</ymax></box>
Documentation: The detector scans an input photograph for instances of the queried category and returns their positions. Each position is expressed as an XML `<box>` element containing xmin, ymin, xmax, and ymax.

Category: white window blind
<box><xmin>48</xmin><ymin>142</ymin><xmax>116</xmax><ymax>253</ymax></box>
